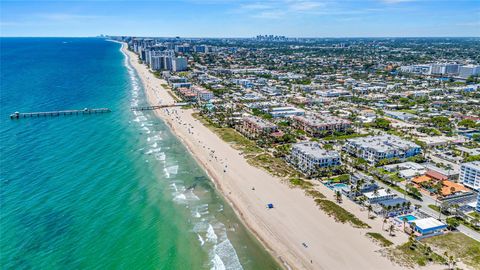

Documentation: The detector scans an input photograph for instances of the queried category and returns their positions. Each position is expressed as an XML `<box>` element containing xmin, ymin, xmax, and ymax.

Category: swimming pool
<box><xmin>333</xmin><ymin>183</ymin><xmax>348</xmax><ymax>188</ymax></box>
<box><xmin>397</xmin><ymin>214</ymin><xmax>417</xmax><ymax>222</ymax></box>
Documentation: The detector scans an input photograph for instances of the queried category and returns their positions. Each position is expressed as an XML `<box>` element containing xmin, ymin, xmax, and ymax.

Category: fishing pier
<box><xmin>10</xmin><ymin>108</ymin><xmax>111</xmax><ymax>119</ymax></box>
<box><xmin>130</xmin><ymin>102</ymin><xmax>190</xmax><ymax>111</ymax></box>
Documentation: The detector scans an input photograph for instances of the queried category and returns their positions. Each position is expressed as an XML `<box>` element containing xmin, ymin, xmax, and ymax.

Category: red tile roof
<box><xmin>426</xmin><ymin>170</ymin><xmax>448</xmax><ymax>181</ymax></box>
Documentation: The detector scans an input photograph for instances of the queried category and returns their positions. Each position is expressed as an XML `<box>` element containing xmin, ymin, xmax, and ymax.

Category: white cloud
<box><xmin>240</xmin><ymin>3</ymin><xmax>272</xmax><ymax>10</ymax></box>
<box><xmin>252</xmin><ymin>9</ymin><xmax>286</xmax><ymax>19</ymax></box>
<box><xmin>288</xmin><ymin>1</ymin><xmax>325</xmax><ymax>11</ymax></box>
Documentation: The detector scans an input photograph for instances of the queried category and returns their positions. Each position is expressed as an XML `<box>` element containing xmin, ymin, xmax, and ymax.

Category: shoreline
<box><xmin>119</xmin><ymin>41</ymin><xmax>433</xmax><ymax>270</ymax></box>
<box><xmin>163</xmin><ymin>116</ymin><xmax>288</xmax><ymax>268</ymax></box>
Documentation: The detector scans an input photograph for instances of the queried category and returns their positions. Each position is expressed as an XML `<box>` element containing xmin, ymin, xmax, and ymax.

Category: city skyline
<box><xmin>1</xmin><ymin>0</ymin><xmax>479</xmax><ymax>37</ymax></box>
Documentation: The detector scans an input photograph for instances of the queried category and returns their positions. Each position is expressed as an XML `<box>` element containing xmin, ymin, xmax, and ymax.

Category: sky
<box><xmin>0</xmin><ymin>0</ymin><xmax>479</xmax><ymax>37</ymax></box>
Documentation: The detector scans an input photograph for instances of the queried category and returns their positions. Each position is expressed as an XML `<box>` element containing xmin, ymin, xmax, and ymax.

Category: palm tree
<box><xmin>358</xmin><ymin>196</ymin><xmax>366</xmax><ymax>210</ymax></box>
<box><xmin>409</xmin><ymin>235</ymin><xmax>417</xmax><ymax>249</ymax></box>
<box><xmin>335</xmin><ymin>190</ymin><xmax>342</xmax><ymax>203</ymax></box>
<box><xmin>410</xmin><ymin>222</ymin><xmax>417</xmax><ymax>235</ymax></box>
<box><xmin>386</xmin><ymin>205</ymin><xmax>392</xmax><ymax>216</ymax></box>
<box><xmin>389</xmin><ymin>224</ymin><xmax>395</xmax><ymax>236</ymax></box>
<box><xmin>367</xmin><ymin>204</ymin><xmax>373</xmax><ymax>219</ymax></box>
<box><xmin>402</xmin><ymin>217</ymin><xmax>408</xmax><ymax>232</ymax></box>
<box><xmin>472</xmin><ymin>218</ymin><xmax>480</xmax><ymax>229</ymax></box>
<box><xmin>446</xmin><ymin>254</ymin><xmax>457</xmax><ymax>270</ymax></box>
<box><xmin>406</xmin><ymin>201</ymin><xmax>411</xmax><ymax>210</ymax></box>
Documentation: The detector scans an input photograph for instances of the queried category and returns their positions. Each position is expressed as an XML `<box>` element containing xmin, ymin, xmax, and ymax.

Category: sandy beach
<box><xmin>120</xmin><ymin>42</ymin><xmax>440</xmax><ymax>270</ymax></box>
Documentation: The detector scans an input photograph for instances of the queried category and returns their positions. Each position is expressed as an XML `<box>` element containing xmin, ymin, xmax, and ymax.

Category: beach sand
<box><xmin>120</xmin><ymin>42</ymin><xmax>443</xmax><ymax>270</ymax></box>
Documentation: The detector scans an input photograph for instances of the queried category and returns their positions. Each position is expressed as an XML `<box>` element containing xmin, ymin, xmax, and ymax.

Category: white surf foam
<box><xmin>206</xmin><ymin>224</ymin><xmax>218</xmax><ymax>243</ymax></box>
<box><xmin>198</xmin><ymin>234</ymin><xmax>205</xmax><ymax>246</ymax></box>
<box><xmin>214</xmin><ymin>240</ymin><xmax>243</xmax><ymax>270</ymax></box>
<box><xmin>173</xmin><ymin>193</ymin><xmax>187</xmax><ymax>203</ymax></box>
<box><xmin>211</xmin><ymin>254</ymin><xmax>226</xmax><ymax>270</ymax></box>
<box><xmin>155</xmin><ymin>152</ymin><xmax>166</xmax><ymax>161</ymax></box>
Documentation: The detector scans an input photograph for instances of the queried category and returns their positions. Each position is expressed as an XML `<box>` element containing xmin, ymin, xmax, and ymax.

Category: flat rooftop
<box><xmin>462</xmin><ymin>161</ymin><xmax>480</xmax><ymax>170</ymax></box>
<box><xmin>293</xmin><ymin>142</ymin><xmax>339</xmax><ymax>159</ymax></box>
<box><xmin>414</xmin><ymin>217</ymin><xmax>446</xmax><ymax>230</ymax></box>
<box><xmin>294</xmin><ymin>114</ymin><xmax>351</xmax><ymax>126</ymax></box>
<box><xmin>346</xmin><ymin>135</ymin><xmax>420</xmax><ymax>153</ymax></box>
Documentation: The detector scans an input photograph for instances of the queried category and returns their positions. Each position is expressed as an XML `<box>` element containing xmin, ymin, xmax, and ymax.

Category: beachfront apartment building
<box><xmin>292</xmin><ymin>114</ymin><xmax>352</xmax><ymax>137</ymax></box>
<box><xmin>173</xmin><ymin>57</ymin><xmax>188</xmax><ymax>72</ymax></box>
<box><xmin>193</xmin><ymin>87</ymin><xmax>214</xmax><ymax>101</ymax></box>
<box><xmin>343</xmin><ymin>135</ymin><xmax>422</xmax><ymax>164</ymax></box>
<box><xmin>289</xmin><ymin>142</ymin><xmax>341</xmax><ymax>176</ymax></box>
<box><xmin>175</xmin><ymin>87</ymin><xmax>213</xmax><ymax>102</ymax></box>
<box><xmin>237</xmin><ymin>116</ymin><xmax>278</xmax><ymax>139</ymax></box>
<box><xmin>460</xmin><ymin>161</ymin><xmax>480</xmax><ymax>191</ymax></box>
<box><xmin>176</xmin><ymin>87</ymin><xmax>197</xmax><ymax>102</ymax></box>
<box><xmin>148</xmin><ymin>50</ymin><xmax>188</xmax><ymax>72</ymax></box>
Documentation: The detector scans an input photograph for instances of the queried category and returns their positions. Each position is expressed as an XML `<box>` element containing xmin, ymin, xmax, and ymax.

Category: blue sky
<box><xmin>1</xmin><ymin>0</ymin><xmax>479</xmax><ymax>37</ymax></box>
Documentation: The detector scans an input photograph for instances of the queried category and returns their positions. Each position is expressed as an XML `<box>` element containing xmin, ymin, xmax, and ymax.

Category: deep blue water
<box><xmin>0</xmin><ymin>38</ymin><xmax>278</xmax><ymax>270</ymax></box>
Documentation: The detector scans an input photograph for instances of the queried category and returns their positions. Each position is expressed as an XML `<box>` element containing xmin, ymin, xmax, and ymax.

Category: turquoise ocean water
<box><xmin>0</xmin><ymin>38</ymin><xmax>279</xmax><ymax>270</ymax></box>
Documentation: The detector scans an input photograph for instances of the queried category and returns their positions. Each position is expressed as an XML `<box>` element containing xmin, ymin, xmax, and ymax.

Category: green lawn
<box><xmin>289</xmin><ymin>177</ymin><xmax>314</xmax><ymax>189</ymax></box>
<box><xmin>366</xmin><ymin>232</ymin><xmax>393</xmax><ymax>247</ymax></box>
<box><xmin>327</xmin><ymin>174</ymin><xmax>350</xmax><ymax>183</ymax></box>
<box><xmin>423</xmin><ymin>233</ymin><xmax>480</xmax><ymax>269</ymax></box>
<box><xmin>428</xmin><ymin>204</ymin><xmax>441</xmax><ymax>212</ymax></box>
<box><xmin>469</xmin><ymin>212</ymin><xmax>480</xmax><ymax>219</ymax></box>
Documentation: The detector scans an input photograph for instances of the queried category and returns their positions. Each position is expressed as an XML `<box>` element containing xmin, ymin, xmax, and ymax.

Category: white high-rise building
<box><xmin>431</xmin><ymin>64</ymin><xmax>446</xmax><ymax>75</ymax></box>
<box><xmin>459</xmin><ymin>65</ymin><xmax>480</xmax><ymax>79</ymax></box>
<box><xmin>445</xmin><ymin>64</ymin><xmax>460</xmax><ymax>75</ymax></box>
<box><xmin>173</xmin><ymin>57</ymin><xmax>188</xmax><ymax>72</ymax></box>
<box><xmin>149</xmin><ymin>50</ymin><xmax>175</xmax><ymax>71</ymax></box>
<box><xmin>430</xmin><ymin>63</ymin><xmax>460</xmax><ymax>75</ymax></box>
<box><xmin>460</xmin><ymin>161</ymin><xmax>480</xmax><ymax>191</ymax></box>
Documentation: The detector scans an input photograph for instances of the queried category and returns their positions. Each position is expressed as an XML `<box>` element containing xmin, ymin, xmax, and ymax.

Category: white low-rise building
<box><xmin>343</xmin><ymin>135</ymin><xmax>422</xmax><ymax>164</ymax></box>
<box><xmin>289</xmin><ymin>142</ymin><xmax>341</xmax><ymax>176</ymax></box>
<box><xmin>364</xmin><ymin>188</ymin><xmax>396</xmax><ymax>203</ymax></box>
<box><xmin>460</xmin><ymin>161</ymin><xmax>480</xmax><ymax>191</ymax></box>
<box><xmin>268</xmin><ymin>106</ymin><xmax>305</xmax><ymax>118</ymax></box>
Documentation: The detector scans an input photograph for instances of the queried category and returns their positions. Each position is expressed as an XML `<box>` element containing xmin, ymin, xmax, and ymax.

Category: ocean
<box><xmin>0</xmin><ymin>38</ymin><xmax>279</xmax><ymax>270</ymax></box>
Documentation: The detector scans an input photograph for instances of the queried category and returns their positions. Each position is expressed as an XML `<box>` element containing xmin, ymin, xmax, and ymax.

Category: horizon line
<box><xmin>1</xmin><ymin>35</ymin><xmax>480</xmax><ymax>39</ymax></box>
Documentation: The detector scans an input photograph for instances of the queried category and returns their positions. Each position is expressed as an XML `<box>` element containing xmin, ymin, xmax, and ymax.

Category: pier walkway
<box><xmin>130</xmin><ymin>102</ymin><xmax>190</xmax><ymax>111</ymax></box>
<box><xmin>10</xmin><ymin>108</ymin><xmax>111</xmax><ymax>119</ymax></box>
